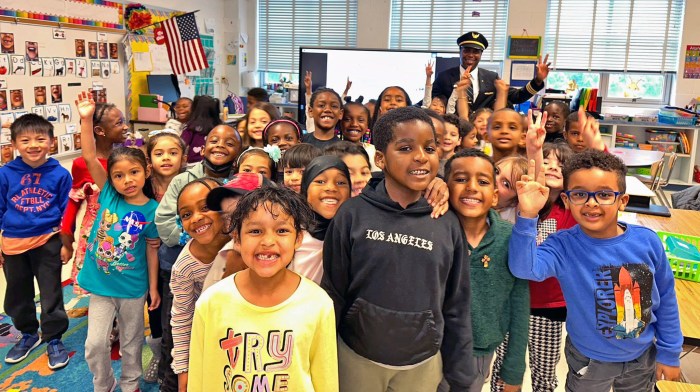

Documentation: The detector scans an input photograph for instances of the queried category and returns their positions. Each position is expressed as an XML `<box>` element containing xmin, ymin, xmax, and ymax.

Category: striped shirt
<box><xmin>170</xmin><ymin>240</ymin><xmax>214</xmax><ymax>374</ymax></box>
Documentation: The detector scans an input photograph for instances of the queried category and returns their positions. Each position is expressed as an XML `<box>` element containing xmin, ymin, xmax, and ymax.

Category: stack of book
<box><xmin>615</xmin><ymin>133</ymin><xmax>637</xmax><ymax>149</ymax></box>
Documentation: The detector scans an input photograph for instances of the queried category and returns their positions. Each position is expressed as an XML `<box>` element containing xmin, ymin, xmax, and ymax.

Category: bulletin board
<box><xmin>125</xmin><ymin>32</ymin><xmax>215</xmax><ymax>120</ymax></box>
<box><xmin>0</xmin><ymin>21</ymin><xmax>126</xmax><ymax>162</ymax></box>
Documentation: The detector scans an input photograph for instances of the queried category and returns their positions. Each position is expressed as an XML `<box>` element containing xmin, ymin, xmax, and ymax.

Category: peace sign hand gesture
<box><xmin>535</xmin><ymin>54</ymin><xmax>552</xmax><ymax>83</ymax></box>
<box><xmin>526</xmin><ymin>109</ymin><xmax>547</xmax><ymax>154</ymax></box>
<box><xmin>455</xmin><ymin>65</ymin><xmax>473</xmax><ymax>95</ymax></box>
<box><xmin>425</xmin><ymin>62</ymin><xmax>434</xmax><ymax>78</ymax></box>
<box><xmin>516</xmin><ymin>159</ymin><xmax>550</xmax><ymax>219</ymax></box>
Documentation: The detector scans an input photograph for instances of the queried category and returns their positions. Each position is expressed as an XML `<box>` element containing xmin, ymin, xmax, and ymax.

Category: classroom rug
<box><xmin>0</xmin><ymin>284</ymin><xmax>159</xmax><ymax>391</ymax></box>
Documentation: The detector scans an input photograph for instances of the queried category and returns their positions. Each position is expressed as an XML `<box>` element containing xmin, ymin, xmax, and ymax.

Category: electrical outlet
<box><xmin>221</xmin><ymin>76</ymin><xmax>229</xmax><ymax>84</ymax></box>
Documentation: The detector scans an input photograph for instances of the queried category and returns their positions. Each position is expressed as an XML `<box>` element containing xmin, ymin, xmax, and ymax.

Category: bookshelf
<box><xmin>599</xmin><ymin>121</ymin><xmax>699</xmax><ymax>184</ymax></box>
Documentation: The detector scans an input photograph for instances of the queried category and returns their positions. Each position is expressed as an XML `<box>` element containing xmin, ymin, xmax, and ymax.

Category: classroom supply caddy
<box><xmin>658</xmin><ymin>108</ymin><xmax>697</xmax><ymax>126</ymax></box>
<box><xmin>657</xmin><ymin>231</ymin><xmax>700</xmax><ymax>282</ymax></box>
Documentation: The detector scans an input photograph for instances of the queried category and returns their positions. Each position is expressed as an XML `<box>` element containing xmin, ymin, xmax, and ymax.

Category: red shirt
<box><xmin>60</xmin><ymin>157</ymin><xmax>107</xmax><ymax>236</ymax></box>
<box><xmin>529</xmin><ymin>203</ymin><xmax>578</xmax><ymax>309</ymax></box>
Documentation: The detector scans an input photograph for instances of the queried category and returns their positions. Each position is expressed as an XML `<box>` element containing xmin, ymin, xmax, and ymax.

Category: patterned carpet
<box><xmin>0</xmin><ymin>284</ymin><xmax>159</xmax><ymax>391</ymax></box>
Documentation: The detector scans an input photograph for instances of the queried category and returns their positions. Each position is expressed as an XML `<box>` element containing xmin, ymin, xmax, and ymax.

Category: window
<box><xmin>544</xmin><ymin>0</ymin><xmax>684</xmax><ymax>103</ymax></box>
<box><xmin>545</xmin><ymin>0</ymin><xmax>684</xmax><ymax>72</ymax></box>
<box><xmin>258</xmin><ymin>0</ymin><xmax>358</xmax><ymax>73</ymax></box>
<box><xmin>547</xmin><ymin>71</ymin><xmax>601</xmax><ymax>94</ymax></box>
<box><xmin>548</xmin><ymin>71</ymin><xmax>672</xmax><ymax>102</ymax></box>
<box><xmin>389</xmin><ymin>0</ymin><xmax>509</xmax><ymax>63</ymax></box>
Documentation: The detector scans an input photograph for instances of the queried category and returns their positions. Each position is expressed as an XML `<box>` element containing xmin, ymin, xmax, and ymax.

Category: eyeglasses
<box><xmin>564</xmin><ymin>190</ymin><xmax>621</xmax><ymax>205</ymax></box>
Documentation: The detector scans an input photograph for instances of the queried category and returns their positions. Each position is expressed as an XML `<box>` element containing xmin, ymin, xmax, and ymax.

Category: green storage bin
<box><xmin>657</xmin><ymin>231</ymin><xmax>700</xmax><ymax>282</ymax></box>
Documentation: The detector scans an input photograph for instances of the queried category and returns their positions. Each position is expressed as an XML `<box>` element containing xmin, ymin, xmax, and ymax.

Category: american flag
<box><xmin>161</xmin><ymin>13</ymin><xmax>208</xmax><ymax>75</ymax></box>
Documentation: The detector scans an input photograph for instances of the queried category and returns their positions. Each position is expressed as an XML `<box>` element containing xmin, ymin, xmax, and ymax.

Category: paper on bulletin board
<box><xmin>133</xmin><ymin>52</ymin><xmax>152</xmax><ymax>72</ymax></box>
<box><xmin>150</xmin><ymin>44</ymin><xmax>173</xmax><ymax>74</ymax></box>
<box><xmin>511</xmin><ymin>63</ymin><xmax>535</xmax><ymax>81</ymax></box>
<box><xmin>128</xmin><ymin>40</ymin><xmax>153</xmax><ymax>120</ymax></box>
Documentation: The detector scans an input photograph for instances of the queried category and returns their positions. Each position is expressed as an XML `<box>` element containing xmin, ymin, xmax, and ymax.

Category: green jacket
<box><xmin>469</xmin><ymin>209</ymin><xmax>529</xmax><ymax>385</ymax></box>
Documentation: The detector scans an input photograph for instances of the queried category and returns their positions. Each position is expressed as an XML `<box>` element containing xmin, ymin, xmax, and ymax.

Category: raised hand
<box><xmin>344</xmin><ymin>76</ymin><xmax>352</xmax><ymax>94</ymax></box>
<box><xmin>535</xmin><ymin>54</ymin><xmax>552</xmax><ymax>83</ymax></box>
<box><xmin>425</xmin><ymin>61</ymin><xmax>434</xmax><ymax>78</ymax></box>
<box><xmin>516</xmin><ymin>159</ymin><xmax>549</xmax><ymax>218</ymax></box>
<box><xmin>75</xmin><ymin>91</ymin><xmax>96</xmax><ymax>120</ymax></box>
<box><xmin>304</xmin><ymin>70</ymin><xmax>312</xmax><ymax>94</ymax></box>
<box><xmin>455</xmin><ymin>66</ymin><xmax>473</xmax><ymax>95</ymax></box>
<box><xmin>526</xmin><ymin>109</ymin><xmax>547</xmax><ymax>153</ymax></box>
<box><xmin>579</xmin><ymin>106</ymin><xmax>605</xmax><ymax>151</ymax></box>
<box><xmin>494</xmin><ymin>78</ymin><xmax>510</xmax><ymax>94</ymax></box>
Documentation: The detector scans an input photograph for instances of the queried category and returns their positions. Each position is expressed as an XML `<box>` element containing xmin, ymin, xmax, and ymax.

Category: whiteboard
<box><xmin>0</xmin><ymin>21</ymin><xmax>126</xmax><ymax>158</ymax></box>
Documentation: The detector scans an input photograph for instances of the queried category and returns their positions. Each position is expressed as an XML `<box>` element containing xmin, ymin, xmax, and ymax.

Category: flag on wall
<box><xmin>161</xmin><ymin>13</ymin><xmax>208</xmax><ymax>75</ymax></box>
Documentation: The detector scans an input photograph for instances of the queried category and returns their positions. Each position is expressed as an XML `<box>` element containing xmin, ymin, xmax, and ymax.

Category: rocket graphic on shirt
<box><xmin>594</xmin><ymin>264</ymin><xmax>652</xmax><ymax>339</ymax></box>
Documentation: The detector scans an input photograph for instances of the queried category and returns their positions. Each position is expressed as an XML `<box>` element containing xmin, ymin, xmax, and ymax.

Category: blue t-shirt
<box><xmin>77</xmin><ymin>182</ymin><xmax>159</xmax><ymax>298</ymax></box>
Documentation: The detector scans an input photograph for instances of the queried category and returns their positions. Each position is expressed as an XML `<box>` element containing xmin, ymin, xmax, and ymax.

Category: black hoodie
<box><xmin>321</xmin><ymin>177</ymin><xmax>474</xmax><ymax>390</ymax></box>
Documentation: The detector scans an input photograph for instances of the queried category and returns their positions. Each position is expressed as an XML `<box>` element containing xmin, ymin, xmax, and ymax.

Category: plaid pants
<box><xmin>490</xmin><ymin>315</ymin><xmax>563</xmax><ymax>392</ymax></box>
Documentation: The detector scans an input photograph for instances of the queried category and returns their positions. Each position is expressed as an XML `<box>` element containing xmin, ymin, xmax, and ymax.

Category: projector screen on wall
<box><xmin>298</xmin><ymin>47</ymin><xmax>502</xmax><ymax>125</ymax></box>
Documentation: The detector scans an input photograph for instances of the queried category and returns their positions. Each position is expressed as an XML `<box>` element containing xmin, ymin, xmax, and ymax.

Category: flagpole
<box><xmin>130</xmin><ymin>10</ymin><xmax>200</xmax><ymax>32</ymax></box>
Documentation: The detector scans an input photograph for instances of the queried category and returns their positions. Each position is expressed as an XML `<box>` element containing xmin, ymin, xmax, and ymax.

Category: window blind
<box><xmin>258</xmin><ymin>0</ymin><xmax>358</xmax><ymax>73</ymax></box>
<box><xmin>389</xmin><ymin>0</ymin><xmax>509</xmax><ymax>62</ymax></box>
<box><xmin>544</xmin><ymin>0</ymin><xmax>684</xmax><ymax>73</ymax></box>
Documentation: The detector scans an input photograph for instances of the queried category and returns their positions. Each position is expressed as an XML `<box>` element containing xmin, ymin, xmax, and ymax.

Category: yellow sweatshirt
<box><xmin>188</xmin><ymin>274</ymin><xmax>339</xmax><ymax>392</ymax></box>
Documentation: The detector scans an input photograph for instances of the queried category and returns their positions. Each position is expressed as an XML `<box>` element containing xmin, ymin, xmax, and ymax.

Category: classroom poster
<box><xmin>66</xmin><ymin>59</ymin><xmax>76</xmax><ymax>75</ymax></box>
<box><xmin>59</xmin><ymin>134</ymin><xmax>73</xmax><ymax>153</ymax></box>
<box><xmin>42</xmin><ymin>58</ymin><xmax>54</xmax><ymax>76</ymax></box>
<box><xmin>76</xmin><ymin>59</ymin><xmax>87</xmax><ymax>78</ymax></box>
<box><xmin>11</xmin><ymin>55</ymin><xmax>25</xmax><ymax>75</ymax></box>
<box><xmin>0</xmin><ymin>55</ymin><xmax>8</xmax><ymax>75</ymax></box>
<box><xmin>0</xmin><ymin>90</ymin><xmax>6</xmax><ymax>111</ymax></box>
<box><xmin>1</xmin><ymin>144</ymin><xmax>13</xmax><ymax>164</ymax></box>
<box><xmin>54</xmin><ymin>58</ymin><xmax>66</xmax><ymax>76</ymax></box>
<box><xmin>684</xmin><ymin>45</ymin><xmax>700</xmax><ymax>79</ymax></box>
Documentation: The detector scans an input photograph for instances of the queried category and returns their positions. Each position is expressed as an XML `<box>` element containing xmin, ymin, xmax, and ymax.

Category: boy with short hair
<box><xmin>444</xmin><ymin>148</ymin><xmax>529</xmax><ymax>392</ymax></box>
<box><xmin>511</xmin><ymin>149</ymin><xmax>682</xmax><ymax>391</ymax></box>
<box><xmin>246</xmin><ymin>87</ymin><xmax>269</xmax><ymax>111</ymax></box>
<box><xmin>0</xmin><ymin>113</ymin><xmax>72</xmax><ymax>369</ymax></box>
<box><xmin>322</xmin><ymin>106</ymin><xmax>474</xmax><ymax>391</ymax></box>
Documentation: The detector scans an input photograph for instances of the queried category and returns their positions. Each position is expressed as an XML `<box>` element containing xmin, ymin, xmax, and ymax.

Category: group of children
<box><xmin>0</xmin><ymin>70</ymin><xmax>682</xmax><ymax>392</ymax></box>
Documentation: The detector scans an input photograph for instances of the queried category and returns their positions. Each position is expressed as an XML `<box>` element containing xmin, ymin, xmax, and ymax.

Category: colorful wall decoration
<box><xmin>0</xmin><ymin>0</ymin><xmax>124</xmax><ymax>30</ymax></box>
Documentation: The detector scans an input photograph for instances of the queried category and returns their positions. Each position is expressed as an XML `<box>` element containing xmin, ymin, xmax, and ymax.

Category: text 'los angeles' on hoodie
<box><xmin>321</xmin><ymin>177</ymin><xmax>474</xmax><ymax>390</ymax></box>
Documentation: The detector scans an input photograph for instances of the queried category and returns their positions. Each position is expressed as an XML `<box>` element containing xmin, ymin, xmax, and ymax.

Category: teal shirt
<box><xmin>469</xmin><ymin>209</ymin><xmax>529</xmax><ymax>385</ymax></box>
<box><xmin>77</xmin><ymin>182</ymin><xmax>159</xmax><ymax>298</ymax></box>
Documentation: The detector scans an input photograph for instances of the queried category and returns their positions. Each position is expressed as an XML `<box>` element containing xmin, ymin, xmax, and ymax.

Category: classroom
<box><xmin>0</xmin><ymin>0</ymin><xmax>700</xmax><ymax>391</ymax></box>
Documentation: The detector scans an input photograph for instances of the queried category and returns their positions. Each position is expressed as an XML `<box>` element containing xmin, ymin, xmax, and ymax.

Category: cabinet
<box><xmin>599</xmin><ymin>121</ymin><xmax>699</xmax><ymax>184</ymax></box>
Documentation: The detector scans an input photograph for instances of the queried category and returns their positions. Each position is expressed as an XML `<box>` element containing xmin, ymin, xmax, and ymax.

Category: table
<box><xmin>636</xmin><ymin>209</ymin><xmax>700</xmax><ymax>345</ymax></box>
<box><xmin>611</xmin><ymin>148</ymin><xmax>665</xmax><ymax>167</ymax></box>
<box><xmin>656</xmin><ymin>380</ymin><xmax>700</xmax><ymax>391</ymax></box>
